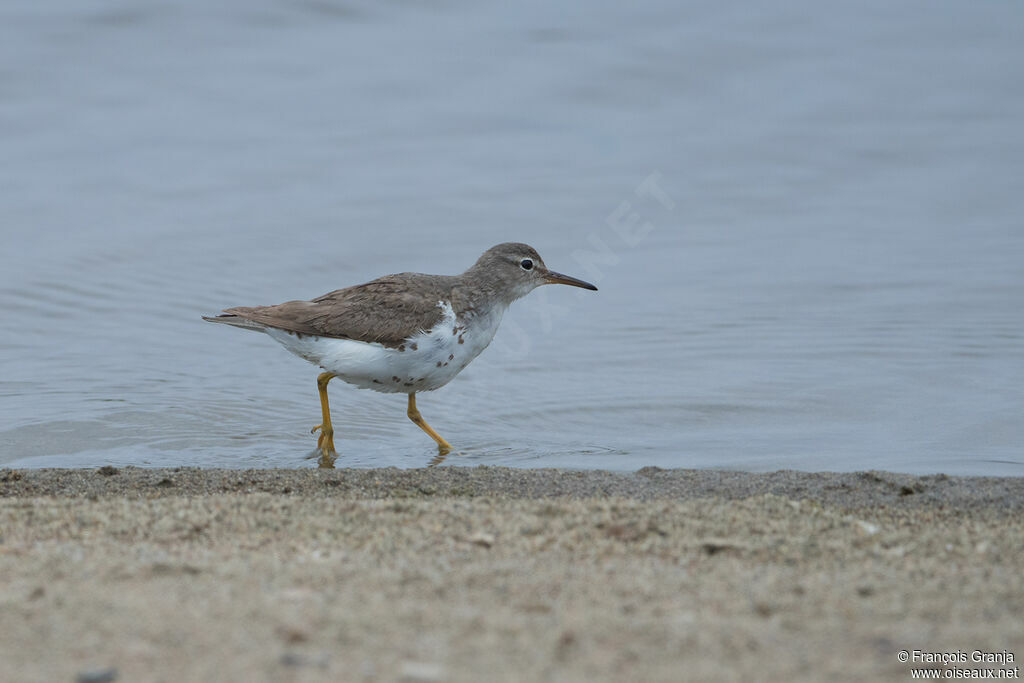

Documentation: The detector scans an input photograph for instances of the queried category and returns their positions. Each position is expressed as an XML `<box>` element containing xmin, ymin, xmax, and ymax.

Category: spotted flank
<box><xmin>261</xmin><ymin>301</ymin><xmax>505</xmax><ymax>393</ymax></box>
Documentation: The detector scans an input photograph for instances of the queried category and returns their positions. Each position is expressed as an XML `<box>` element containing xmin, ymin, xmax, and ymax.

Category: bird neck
<box><xmin>454</xmin><ymin>269</ymin><xmax>520</xmax><ymax>314</ymax></box>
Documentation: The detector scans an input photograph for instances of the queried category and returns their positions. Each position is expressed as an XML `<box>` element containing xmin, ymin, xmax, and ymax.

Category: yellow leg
<box><xmin>310</xmin><ymin>372</ymin><xmax>337</xmax><ymax>466</ymax></box>
<box><xmin>407</xmin><ymin>393</ymin><xmax>452</xmax><ymax>455</ymax></box>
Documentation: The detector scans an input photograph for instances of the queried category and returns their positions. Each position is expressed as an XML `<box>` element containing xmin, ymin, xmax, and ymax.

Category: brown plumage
<box><xmin>208</xmin><ymin>273</ymin><xmax>463</xmax><ymax>349</ymax></box>
<box><xmin>203</xmin><ymin>243</ymin><xmax>592</xmax><ymax>349</ymax></box>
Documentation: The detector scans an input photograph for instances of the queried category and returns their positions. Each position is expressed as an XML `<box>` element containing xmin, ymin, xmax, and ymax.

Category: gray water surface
<box><xmin>2</xmin><ymin>1</ymin><xmax>1022</xmax><ymax>474</ymax></box>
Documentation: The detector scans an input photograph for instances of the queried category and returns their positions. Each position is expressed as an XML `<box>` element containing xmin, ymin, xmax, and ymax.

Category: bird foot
<box><xmin>427</xmin><ymin>446</ymin><xmax>467</xmax><ymax>467</ymax></box>
<box><xmin>310</xmin><ymin>424</ymin><xmax>337</xmax><ymax>460</ymax></box>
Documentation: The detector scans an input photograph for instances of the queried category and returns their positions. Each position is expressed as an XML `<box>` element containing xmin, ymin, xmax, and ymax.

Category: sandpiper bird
<box><xmin>204</xmin><ymin>243</ymin><xmax>597</xmax><ymax>465</ymax></box>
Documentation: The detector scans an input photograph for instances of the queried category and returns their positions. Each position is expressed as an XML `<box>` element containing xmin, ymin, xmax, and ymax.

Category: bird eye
<box><xmin>520</xmin><ymin>258</ymin><xmax>534</xmax><ymax>271</ymax></box>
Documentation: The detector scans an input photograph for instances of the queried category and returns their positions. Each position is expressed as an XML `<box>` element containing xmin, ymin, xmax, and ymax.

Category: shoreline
<box><xmin>2</xmin><ymin>465</ymin><xmax>1023</xmax><ymax>510</ymax></box>
<box><xmin>3</xmin><ymin>466</ymin><xmax>1022</xmax><ymax>681</ymax></box>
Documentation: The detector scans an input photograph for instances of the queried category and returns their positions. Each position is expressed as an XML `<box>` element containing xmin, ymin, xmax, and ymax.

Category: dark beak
<box><xmin>542</xmin><ymin>269</ymin><xmax>598</xmax><ymax>291</ymax></box>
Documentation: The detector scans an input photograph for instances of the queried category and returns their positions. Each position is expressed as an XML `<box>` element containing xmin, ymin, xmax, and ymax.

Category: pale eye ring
<box><xmin>520</xmin><ymin>258</ymin><xmax>534</xmax><ymax>271</ymax></box>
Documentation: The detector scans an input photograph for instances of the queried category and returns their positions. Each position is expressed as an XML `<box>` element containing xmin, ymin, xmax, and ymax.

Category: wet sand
<box><xmin>2</xmin><ymin>467</ymin><xmax>1022</xmax><ymax>682</ymax></box>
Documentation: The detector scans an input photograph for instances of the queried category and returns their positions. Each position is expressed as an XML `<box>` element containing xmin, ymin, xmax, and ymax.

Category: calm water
<box><xmin>1</xmin><ymin>1</ymin><xmax>1022</xmax><ymax>474</ymax></box>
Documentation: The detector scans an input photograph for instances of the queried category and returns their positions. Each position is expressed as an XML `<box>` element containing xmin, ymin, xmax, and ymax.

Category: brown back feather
<box><xmin>222</xmin><ymin>273</ymin><xmax>459</xmax><ymax>348</ymax></box>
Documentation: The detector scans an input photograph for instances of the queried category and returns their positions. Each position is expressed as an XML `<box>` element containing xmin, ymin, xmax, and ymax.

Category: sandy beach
<box><xmin>2</xmin><ymin>466</ymin><xmax>1022</xmax><ymax>682</ymax></box>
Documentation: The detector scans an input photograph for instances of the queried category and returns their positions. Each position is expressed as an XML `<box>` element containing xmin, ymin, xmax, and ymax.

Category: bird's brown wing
<box><xmin>215</xmin><ymin>273</ymin><xmax>457</xmax><ymax>348</ymax></box>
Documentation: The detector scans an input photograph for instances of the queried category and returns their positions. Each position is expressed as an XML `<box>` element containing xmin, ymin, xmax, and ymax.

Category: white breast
<box><xmin>263</xmin><ymin>301</ymin><xmax>506</xmax><ymax>393</ymax></box>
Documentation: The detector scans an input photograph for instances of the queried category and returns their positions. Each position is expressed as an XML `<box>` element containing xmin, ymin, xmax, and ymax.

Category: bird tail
<box><xmin>202</xmin><ymin>309</ymin><xmax>268</xmax><ymax>333</ymax></box>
